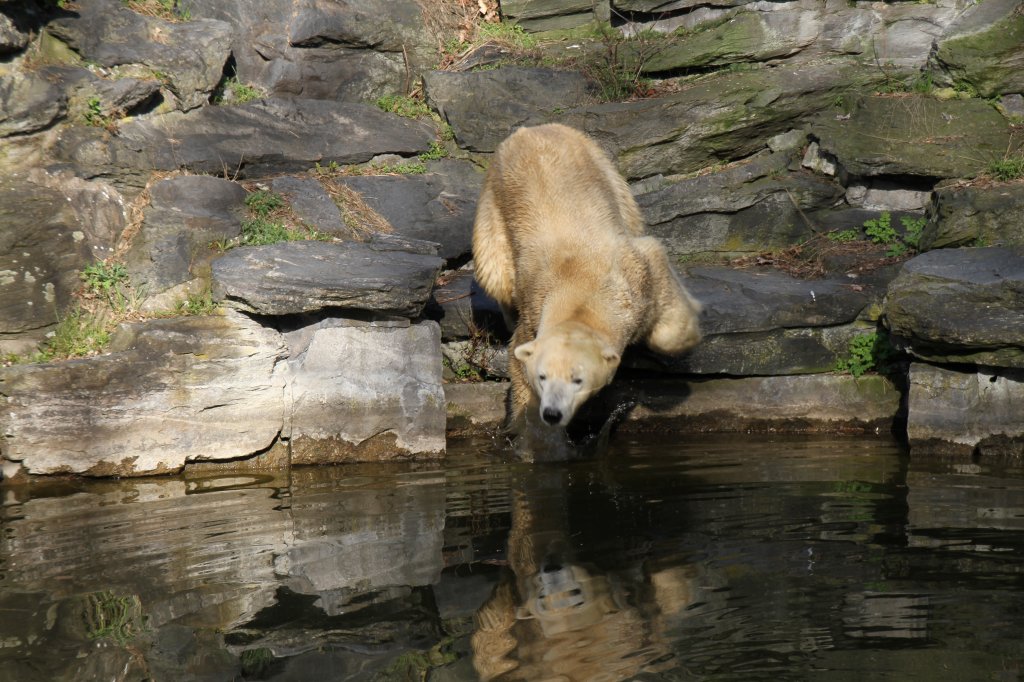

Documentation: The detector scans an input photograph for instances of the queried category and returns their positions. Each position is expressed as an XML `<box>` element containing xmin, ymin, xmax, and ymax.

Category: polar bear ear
<box><xmin>515</xmin><ymin>341</ymin><xmax>536</xmax><ymax>361</ymax></box>
<box><xmin>602</xmin><ymin>347</ymin><xmax>621</xmax><ymax>365</ymax></box>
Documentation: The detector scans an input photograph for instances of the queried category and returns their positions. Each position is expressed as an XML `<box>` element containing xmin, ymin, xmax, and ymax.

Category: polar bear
<box><xmin>472</xmin><ymin>123</ymin><xmax>702</xmax><ymax>430</ymax></box>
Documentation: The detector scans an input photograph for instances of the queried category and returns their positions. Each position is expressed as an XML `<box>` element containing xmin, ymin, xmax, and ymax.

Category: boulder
<box><xmin>124</xmin><ymin>175</ymin><xmax>246</xmax><ymax>304</ymax></box>
<box><xmin>810</xmin><ymin>96</ymin><xmax>1012</xmax><ymax>180</ymax></box>
<box><xmin>637</xmin><ymin>150</ymin><xmax>844</xmax><ymax>257</ymax></box>
<box><xmin>191</xmin><ymin>0</ymin><xmax>435</xmax><ymax>103</ymax></box>
<box><xmin>907</xmin><ymin>363</ymin><xmax>1024</xmax><ymax>457</ymax></box>
<box><xmin>884</xmin><ymin>247</ymin><xmax>1024</xmax><ymax>368</ymax></box>
<box><xmin>919</xmin><ymin>181</ymin><xmax>1024</xmax><ymax>250</ymax></box>
<box><xmin>930</xmin><ymin>0</ymin><xmax>1024</xmax><ymax>98</ymax></box>
<box><xmin>337</xmin><ymin>159</ymin><xmax>483</xmax><ymax>262</ymax></box>
<box><xmin>501</xmin><ymin>0</ymin><xmax>602</xmax><ymax>31</ymax></box>
<box><xmin>423</xmin><ymin>68</ymin><xmax>595</xmax><ymax>152</ymax></box>
<box><xmin>426</xmin><ymin>269</ymin><xmax>506</xmax><ymax>341</ymax></box>
<box><xmin>0</xmin><ymin>172</ymin><xmax>124</xmax><ymax>353</ymax></box>
<box><xmin>0</xmin><ymin>72</ymin><xmax>67</xmax><ymax>137</ymax></box>
<box><xmin>211</xmin><ymin>240</ymin><xmax>443</xmax><ymax>317</ymax></box>
<box><xmin>285</xmin><ymin>318</ymin><xmax>446</xmax><ymax>462</ymax></box>
<box><xmin>0</xmin><ymin>7</ymin><xmax>32</xmax><ymax>55</ymax></box>
<box><xmin>53</xmin><ymin>98</ymin><xmax>437</xmax><ymax>185</ymax></box>
<box><xmin>48</xmin><ymin>0</ymin><xmax>232</xmax><ymax>110</ymax></box>
<box><xmin>0</xmin><ymin>312</ymin><xmax>288</xmax><ymax>478</ymax></box>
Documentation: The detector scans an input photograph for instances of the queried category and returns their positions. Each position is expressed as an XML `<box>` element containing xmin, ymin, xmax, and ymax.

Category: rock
<box><xmin>501</xmin><ymin>0</ymin><xmax>600</xmax><ymax>31</ymax></box>
<box><xmin>443</xmin><ymin>339</ymin><xmax>508</xmax><ymax>380</ymax></box>
<box><xmin>0</xmin><ymin>312</ymin><xmax>288</xmax><ymax>478</ymax></box>
<box><xmin>919</xmin><ymin>181</ymin><xmax>1024</xmax><ymax>250</ymax></box>
<box><xmin>423</xmin><ymin>68</ymin><xmax>595</xmax><ymax>152</ymax></box>
<box><xmin>444</xmin><ymin>381</ymin><xmax>511</xmax><ymax>436</ymax></box>
<box><xmin>286</xmin><ymin>318</ymin><xmax>446</xmax><ymax>462</ymax></box>
<box><xmin>124</xmin><ymin>175</ymin><xmax>246</xmax><ymax>302</ymax></box>
<box><xmin>638</xmin><ymin>9</ymin><xmax>820</xmax><ymax>72</ymax></box>
<box><xmin>614</xmin><ymin>373</ymin><xmax>899</xmax><ymax>433</ymax></box>
<box><xmin>0</xmin><ymin>72</ymin><xmax>67</xmax><ymax>137</ymax></box>
<box><xmin>930</xmin><ymin>0</ymin><xmax>1024</xmax><ymax>99</ymax></box>
<box><xmin>192</xmin><ymin>0</ymin><xmax>435</xmax><ymax>103</ymax></box>
<box><xmin>0</xmin><ymin>173</ymin><xmax>123</xmax><ymax>353</ymax></box>
<box><xmin>0</xmin><ymin>8</ymin><xmax>31</xmax><ymax>55</ymax></box>
<box><xmin>48</xmin><ymin>0</ymin><xmax>232</xmax><ymax>110</ymax></box>
<box><xmin>637</xmin><ymin>151</ymin><xmax>844</xmax><ymax>257</ymax></box>
<box><xmin>907</xmin><ymin>363</ymin><xmax>1024</xmax><ymax>457</ymax></box>
<box><xmin>53</xmin><ymin>98</ymin><xmax>437</xmax><ymax>185</ymax></box>
<box><xmin>426</xmin><ymin>269</ymin><xmax>506</xmax><ymax>341</ymax></box>
<box><xmin>554</xmin><ymin>61</ymin><xmax>886</xmax><ymax>179</ymax></box>
<box><xmin>270</xmin><ymin>176</ymin><xmax>347</xmax><ymax>235</ymax></box>
<box><xmin>883</xmin><ymin>247</ymin><xmax>1024</xmax><ymax>368</ymax></box>
<box><xmin>337</xmin><ymin>160</ymin><xmax>483</xmax><ymax>261</ymax></box>
<box><xmin>211</xmin><ymin>240</ymin><xmax>443</xmax><ymax>317</ymax></box>
<box><xmin>810</xmin><ymin>96</ymin><xmax>1012</xmax><ymax>179</ymax></box>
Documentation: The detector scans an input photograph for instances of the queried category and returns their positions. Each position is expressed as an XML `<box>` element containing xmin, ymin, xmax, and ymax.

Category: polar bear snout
<box><xmin>542</xmin><ymin>406</ymin><xmax>564</xmax><ymax>425</ymax></box>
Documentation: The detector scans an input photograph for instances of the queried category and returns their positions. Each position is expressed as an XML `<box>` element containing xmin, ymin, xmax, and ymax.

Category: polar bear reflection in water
<box><xmin>470</xmin><ymin>473</ymin><xmax>723</xmax><ymax>681</ymax></box>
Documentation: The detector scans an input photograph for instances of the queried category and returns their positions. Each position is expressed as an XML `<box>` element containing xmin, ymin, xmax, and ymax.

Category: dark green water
<box><xmin>2</xmin><ymin>435</ymin><xmax>1023</xmax><ymax>681</ymax></box>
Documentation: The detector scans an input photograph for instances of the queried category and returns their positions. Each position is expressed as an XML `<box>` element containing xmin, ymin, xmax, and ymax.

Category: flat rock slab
<box><xmin>0</xmin><ymin>312</ymin><xmax>287</xmax><ymax>478</ymax></box>
<box><xmin>884</xmin><ymin>247</ymin><xmax>1024</xmax><ymax>368</ymax></box>
<box><xmin>907</xmin><ymin>363</ymin><xmax>1024</xmax><ymax>458</ymax></box>
<box><xmin>920</xmin><ymin>181</ymin><xmax>1024</xmax><ymax>250</ymax></box>
<box><xmin>54</xmin><ymin>98</ymin><xmax>436</xmax><ymax>181</ymax></box>
<box><xmin>211</xmin><ymin>240</ymin><xmax>443</xmax><ymax>317</ymax></box>
<box><xmin>286</xmin><ymin>319</ymin><xmax>445</xmax><ymax>463</ymax></box>
<box><xmin>811</xmin><ymin>96</ymin><xmax>1012</xmax><ymax>179</ymax></box>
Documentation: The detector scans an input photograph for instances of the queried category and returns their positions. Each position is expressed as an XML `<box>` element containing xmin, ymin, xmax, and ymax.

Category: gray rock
<box><xmin>54</xmin><ymin>98</ymin><xmax>437</xmax><ymax>184</ymax></box>
<box><xmin>0</xmin><ymin>72</ymin><xmax>67</xmax><ymax>137</ymax></box>
<box><xmin>0</xmin><ymin>9</ymin><xmax>31</xmax><ymax>55</ymax></box>
<box><xmin>907</xmin><ymin>363</ymin><xmax>1024</xmax><ymax>457</ymax></box>
<box><xmin>423</xmin><ymin>68</ymin><xmax>595</xmax><ymax>152</ymax></box>
<box><xmin>426</xmin><ymin>269</ymin><xmax>506</xmax><ymax>341</ymax></box>
<box><xmin>685</xmin><ymin>266</ymin><xmax>873</xmax><ymax>335</ymax></box>
<box><xmin>48</xmin><ymin>0</ymin><xmax>232</xmax><ymax>110</ymax></box>
<box><xmin>338</xmin><ymin>159</ymin><xmax>483</xmax><ymax>261</ymax></box>
<box><xmin>501</xmin><ymin>0</ymin><xmax>598</xmax><ymax>31</ymax></box>
<box><xmin>270</xmin><ymin>176</ymin><xmax>347</xmax><ymax>235</ymax></box>
<box><xmin>211</xmin><ymin>240</ymin><xmax>443</xmax><ymax>317</ymax></box>
<box><xmin>637</xmin><ymin>151</ymin><xmax>844</xmax><ymax>257</ymax></box>
<box><xmin>884</xmin><ymin>247</ymin><xmax>1024</xmax><ymax>368</ymax></box>
<box><xmin>811</xmin><ymin>96</ymin><xmax>1012</xmax><ymax>179</ymax></box>
<box><xmin>930</xmin><ymin>0</ymin><xmax>1024</xmax><ymax>98</ymax></box>
<box><xmin>920</xmin><ymin>182</ymin><xmax>1024</xmax><ymax>250</ymax></box>
<box><xmin>190</xmin><ymin>0</ymin><xmax>435</xmax><ymax>103</ymax></box>
<box><xmin>552</xmin><ymin>61</ymin><xmax>886</xmax><ymax>179</ymax></box>
<box><xmin>444</xmin><ymin>382</ymin><xmax>508</xmax><ymax>435</ymax></box>
<box><xmin>0</xmin><ymin>312</ymin><xmax>287</xmax><ymax>477</ymax></box>
<box><xmin>125</xmin><ymin>175</ymin><xmax>246</xmax><ymax>300</ymax></box>
<box><xmin>615</xmin><ymin>373</ymin><xmax>899</xmax><ymax>434</ymax></box>
<box><xmin>286</xmin><ymin>318</ymin><xmax>446</xmax><ymax>461</ymax></box>
<box><xmin>0</xmin><ymin>172</ymin><xmax>123</xmax><ymax>353</ymax></box>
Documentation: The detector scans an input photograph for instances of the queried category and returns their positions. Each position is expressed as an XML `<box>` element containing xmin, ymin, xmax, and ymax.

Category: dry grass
<box><xmin>319</xmin><ymin>179</ymin><xmax>395</xmax><ymax>240</ymax></box>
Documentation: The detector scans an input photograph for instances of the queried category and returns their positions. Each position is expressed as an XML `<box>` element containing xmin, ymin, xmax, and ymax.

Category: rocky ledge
<box><xmin>2</xmin><ymin>0</ymin><xmax>1023</xmax><ymax>477</ymax></box>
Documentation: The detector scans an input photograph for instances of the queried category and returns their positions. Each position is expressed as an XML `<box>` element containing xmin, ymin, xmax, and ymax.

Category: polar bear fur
<box><xmin>472</xmin><ymin>123</ymin><xmax>702</xmax><ymax>429</ymax></box>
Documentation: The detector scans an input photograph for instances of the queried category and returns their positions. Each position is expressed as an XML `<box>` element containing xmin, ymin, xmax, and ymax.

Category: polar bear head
<box><xmin>514</xmin><ymin>322</ymin><xmax>621</xmax><ymax>427</ymax></box>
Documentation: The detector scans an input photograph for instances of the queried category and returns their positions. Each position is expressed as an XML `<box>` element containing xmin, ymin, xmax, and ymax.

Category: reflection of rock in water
<box><xmin>471</xmin><ymin>471</ymin><xmax>709</xmax><ymax>681</ymax></box>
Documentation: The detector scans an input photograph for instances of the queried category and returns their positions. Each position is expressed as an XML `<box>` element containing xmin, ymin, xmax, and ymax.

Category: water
<box><xmin>2</xmin><ymin>435</ymin><xmax>1024</xmax><ymax>681</ymax></box>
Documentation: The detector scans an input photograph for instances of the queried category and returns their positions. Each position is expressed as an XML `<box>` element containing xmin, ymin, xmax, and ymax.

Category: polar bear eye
<box><xmin>538</xmin><ymin>374</ymin><xmax>547</xmax><ymax>382</ymax></box>
<box><xmin>572</xmin><ymin>377</ymin><xmax>583</xmax><ymax>385</ymax></box>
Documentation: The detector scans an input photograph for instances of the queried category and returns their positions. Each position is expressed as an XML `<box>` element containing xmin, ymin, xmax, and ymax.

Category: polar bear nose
<box><xmin>542</xmin><ymin>407</ymin><xmax>563</xmax><ymax>425</ymax></box>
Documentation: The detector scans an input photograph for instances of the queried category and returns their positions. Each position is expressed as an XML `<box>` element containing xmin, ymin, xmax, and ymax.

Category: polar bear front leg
<box><xmin>507</xmin><ymin>323</ymin><xmax>536</xmax><ymax>431</ymax></box>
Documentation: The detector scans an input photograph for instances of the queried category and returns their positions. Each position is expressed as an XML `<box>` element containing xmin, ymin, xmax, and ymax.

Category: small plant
<box><xmin>900</xmin><ymin>215</ymin><xmax>926</xmax><ymax>250</ymax></box>
<box><xmin>376</xmin><ymin>94</ymin><xmax>432</xmax><ymax>119</ymax></box>
<box><xmin>988</xmin><ymin>156</ymin><xmax>1024</xmax><ymax>181</ymax></box>
<box><xmin>835</xmin><ymin>331</ymin><xmax>898</xmax><ymax>378</ymax></box>
<box><xmin>244</xmin><ymin>190</ymin><xmax>286</xmax><ymax>217</ymax></box>
<box><xmin>477</xmin><ymin>21</ymin><xmax>537</xmax><ymax>50</ymax></box>
<box><xmin>40</xmin><ymin>307</ymin><xmax>111</xmax><ymax>360</ymax></box>
<box><xmin>122</xmin><ymin>0</ymin><xmax>191</xmax><ymax>21</ymax></box>
<box><xmin>81</xmin><ymin>261</ymin><xmax>131</xmax><ymax>311</ymax></box>
<box><xmin>215</xmin><ymin>76</ymin><xmax>263</xmax><ymax>104</ymax></box>
<box><xmin>419</xmin><ymin>141</ymin><xmax>448</xmax><ymax>161</ymax></box>
<box><xmin>176</xmin><ymin>290</ymin><xmax>217</xmax><ymax>315</ymax></box>
<box><xmin>826</xmin><ymin>229</ymin><xmax>860</xmax><ymax>243</ymax></box>
<box><xmin>863</xmin><ymin>211</ymin><xmax>896</xmax><ymax>245</ymax></box>
<box><xmin>83</xmin><ymin>96</ymin><xmax>104</xmax><ymax>125</ymax></box>
<box><xmin>81</xmin><ymin>591</ymin><xmax>145</xmax><ymax>646</ymax></box>
<box><xmin>862</xmin><ymin>212</ymin><xmax>926</xmax><ymax>257</ymax></box>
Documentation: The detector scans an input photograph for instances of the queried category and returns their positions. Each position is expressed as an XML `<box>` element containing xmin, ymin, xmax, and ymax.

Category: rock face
<box><xmin>920</xmin><ymin>182</ymin><xmax>1024</xmax><ymax>250</ymax></box>
<box><xmin>930</xmin><ymin>0</ymin><xmax>1024</xmax><ymax>99</ymax></box>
